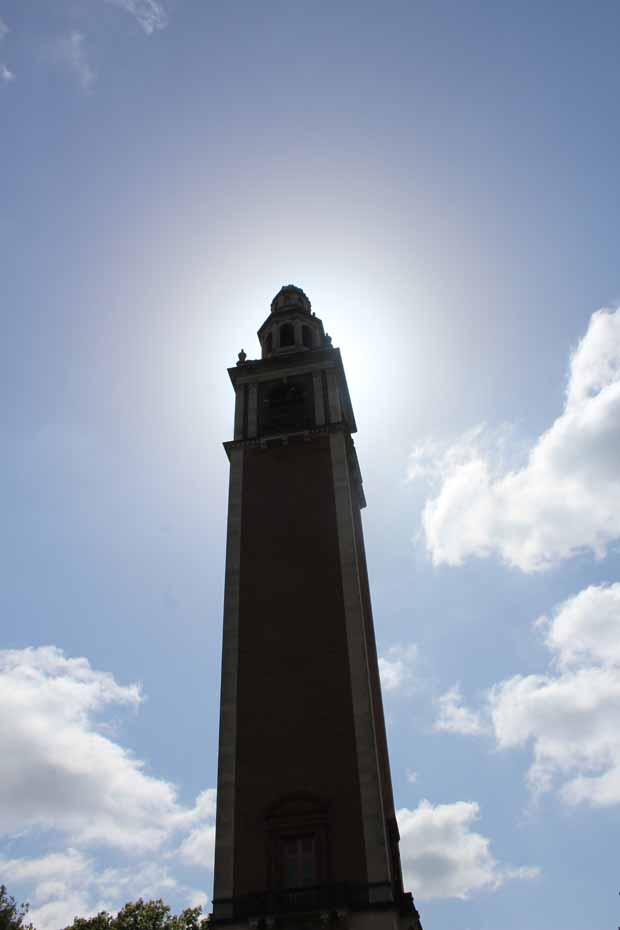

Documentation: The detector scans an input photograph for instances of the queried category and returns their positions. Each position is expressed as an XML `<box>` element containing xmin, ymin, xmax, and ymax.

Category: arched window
<box><xmin>265</xmin><ymin>794</ymin><xmax>328</xmax><ymax>893</ymax></box>
<box><xmin>282</xmin><ymin>835</ymin><xmax>317</xmax><ymax>888</ymax></box>
<box><xmin>302</xmin><ymin>325</ymin><xmax>312</xmax><ymax>348</ymax></box>
<box><xmin>266</xmin><ymin>331</ymin><xmax>273</xmax><ymax>354</ymax></box>
<box><xmin>280</xmin><ymin>323</ymin><xmax>294</xmax><ymax>347</ymax></box>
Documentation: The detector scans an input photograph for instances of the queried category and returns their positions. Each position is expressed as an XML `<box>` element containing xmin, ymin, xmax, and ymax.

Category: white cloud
<box><xmin>172</xmin><ymin>790</ymin><xmax>217</xmax><ymax>870</ymax></box>
<box><xmin>187</xmin><ymin>891</ymin><xmax>209</xmax><ymax>910</ymax></box>
<box><xmin>171</xmin><ymin>788</ymin><xmax>217</xmax><ymax>831</ymax></box>
<box><xmin>378</xmin><ymin>643</ymin><xmax>418</xmax><ymax>694</ymax></box>
<box><xmin>104</xmin><ymin>0</ymin><xmax>168</xmax><ymax>34</ymax></box>
<box><xmin>0</xmin><ymin>646</ymin><xmax>214</xmax><ymax>852</ymax></box>
<box><xmin>434</xmin><ymin>685</ymin><xmax>485</xmax><ymax>736</ymax></box>
<box><xmin>52</xmin><ymin>32</ymin><xmax>95</xmax><ymax>91</ymax></box>
<box><xmin>2</xmin><ymin>853</ymin><xmax>194</xmax><ymax>930</ymax></box>
<box><xmin>177</xmin><ymin>824</ymin><xmax>216</xmax><ymax>869</ymax></box>
<box><xmin>541</xmin><ymin>581</ymin><xmax>620</xmax><ymax>669</ymax></box>
<box><xmin>397</xmin><ymin>800</ymin><xmax>539</xmax><ymax>899</ymax></box>
<box><xmin>0</xmin><ymin>646</ymin><xmax>217</xmax><ymax>930</ymax></box>
<box><xmin>92</xmin><ymin>860</ymin><xmax>179</xmax><ymax>901</ymax></box>
<box><xmin>0</xmin><ymin>850</ymin><xmax>100</xmax><ymax>930</ymax></box>
<box><xmin>0</xmin><ymin>849</ymin><xmax>91</xmax><ymax>900</ymax></box>
<box><xmin>29</xmin><ymin>892</ymin><xmax>98</xmax><ymax>930</ymax></box>
<box><xmin>0</xmin><ymin>646</ymin><xmax>173</xmax><ymax>851</ymax></box>
<box><xmin>411</xmin><ymin>307</ymin><xmax>620</xmax><ymax>572</ymax></box>
<box><xmin>0</xmin><ymin>17</ymin><xmax>13</xmax><ymax>86</ymax></box>
<box><xmin>436</xmin><ymin>585</ymin><xmax>620</xmax><ymax>808</ymax></box>
<box><xmin>406</xmin><ymin>769</ymin><xmax>419</xmax><ymax>784</ymax></box>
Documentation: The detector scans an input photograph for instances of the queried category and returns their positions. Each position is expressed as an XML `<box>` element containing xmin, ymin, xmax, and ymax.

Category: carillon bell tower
<box><xmin>212</xmin><ymin>286</ymin><xmax>422</xmax><ymax>930</ymax></box>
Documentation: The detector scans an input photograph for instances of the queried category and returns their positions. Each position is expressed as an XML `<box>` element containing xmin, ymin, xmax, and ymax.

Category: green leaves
<box><xmin>1</xmin><ymin>883</ymin><xmax>210</xmax><ymax>930</ymax></box>
<box><xmin>0</xmin><ymin>885</ymin><xmax>34</xmax><ymax>930</ymax></box>
<box><xmin>61</xmin><ymin>899</ymin><xmax>209</xmax><ymax>930</ymax></box>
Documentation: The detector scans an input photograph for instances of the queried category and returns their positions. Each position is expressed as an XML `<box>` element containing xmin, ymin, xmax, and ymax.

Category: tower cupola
<box><xmin>258</xmin><ymin>285</ymin><xmax>327</xmax><ymax>359</ymax></box>
<box><xmin>270</xmin><ymin>284</ymin><xmax>312</xmax><ymax>315</ymax></box>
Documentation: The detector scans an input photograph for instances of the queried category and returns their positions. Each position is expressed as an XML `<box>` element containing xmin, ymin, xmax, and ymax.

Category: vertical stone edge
<box><xmin>212</xmin><ymin>446</ymin><xmax>244</xmax><ymax>916</ymax></box>
<box><xmin>313</xmin><ymin>370</ymin><xmax>326</xmax><ymax>426</ymax></box>
<box><xmin>326</xmin><ymin>367</ymin><xmax>342</xmax><ymax>423</ymax></box>
<box><xmin>329</xmin><ymin>429</ymin><xmax>392</xmax><ymax>893</ymax></box>
<box><xmin>247</xmin><ymin>383</ymin><xmax>258</xmax><ymax>438</ymax></box>
<box><xmin>233</xmin><ymin>384</ymin><xmax>246</xmax><ymax>440</ymax></box>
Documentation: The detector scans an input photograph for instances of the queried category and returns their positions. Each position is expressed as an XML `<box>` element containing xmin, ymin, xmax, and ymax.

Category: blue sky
<box><xmin>2</xmin><ymin>2</ymin><xmax>620</xmax><ymax>929</ymax></box>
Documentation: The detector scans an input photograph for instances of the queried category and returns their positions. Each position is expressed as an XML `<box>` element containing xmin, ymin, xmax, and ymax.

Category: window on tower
<box><xmin>265</xmin><ymin>794</ymin><xmax>328</xmax><ymax>896</ymax></box>
<box><xmin>302</xmin><ymin>325</ymin><xmax>312</xmax><ymax>348</ymax></box>
<box><xmin>281</xmin><ymin>835</ymin><xmax>317</xmax><ymax>889</ymax></box>
<box><xmin>266</xmin><ymin>331</ymin><xmax>273</xmax><ymax>354</ymax></box>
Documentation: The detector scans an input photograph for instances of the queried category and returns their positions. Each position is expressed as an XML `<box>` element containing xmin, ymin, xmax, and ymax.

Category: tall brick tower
<box><xmin>211</xmin><ymin>286</ymin><xmax>422</xmax><ymax>930</ymax></box>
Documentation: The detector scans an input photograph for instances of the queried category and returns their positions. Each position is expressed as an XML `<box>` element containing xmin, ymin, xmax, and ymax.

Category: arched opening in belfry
<box><xmin>302</xmin><ymin>325</ymin><xmax>312</xmax><ymax>348</ymax></box>
<box><xmin>279</xmin><ymin>322</ymin><xmax>294</xmax><ymax>347</ymax></box>
<box><xmin>266</xmin><ymin>331</ymin><xmax>273</xmax><ymax>354</ymax></box>
<box><xmin>264</xmin><ymin>381</ymin><xmax>306</xmax><ymax>431</ymax></box>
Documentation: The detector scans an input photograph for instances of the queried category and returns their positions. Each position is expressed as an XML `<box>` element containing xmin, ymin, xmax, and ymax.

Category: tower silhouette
<box><xmin>212</xmin><ymin>286</ymin><xmax>422</xmax><ymax>930</ymax></box>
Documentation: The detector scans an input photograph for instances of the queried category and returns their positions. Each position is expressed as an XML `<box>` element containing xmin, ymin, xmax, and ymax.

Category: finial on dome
<box><xmin>270</xmin><ymin>284</ymin><xmax>311</xmax><ymax>315</ymax></box>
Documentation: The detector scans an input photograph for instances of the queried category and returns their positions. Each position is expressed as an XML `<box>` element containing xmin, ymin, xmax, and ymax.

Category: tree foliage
<box><xmin>0</xmin><ymin>886</ymin><xmax>34</xmax><ymax>930</ymax></box>
<box><xmin>62</xmin><ymin>899</ymin><xmax>209</xmax><ymax>930</ymax></box>
<box><xmin>1</xmin><ymin>889</ymin><xmax>210</xmax><ymax>930</ymax></box>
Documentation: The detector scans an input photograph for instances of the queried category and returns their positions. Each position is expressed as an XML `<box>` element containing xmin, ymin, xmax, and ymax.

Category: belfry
<box><xmin>211</xmin><ymin>286</ymin><xmax>423</xmax><ymax>930</ymax></box>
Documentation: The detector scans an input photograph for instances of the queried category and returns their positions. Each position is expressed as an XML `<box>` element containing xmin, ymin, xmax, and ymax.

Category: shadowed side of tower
<box><xmin>211</xmin><ymin>286</ymin><xmax>423</xmax><ymax>930</ymax></box>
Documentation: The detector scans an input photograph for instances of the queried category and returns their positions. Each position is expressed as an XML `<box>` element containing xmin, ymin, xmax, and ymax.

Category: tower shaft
<box><xmin>212</xmin><ymin>287</ymin><xmax>422</xmax><ymax>930</ymax></box>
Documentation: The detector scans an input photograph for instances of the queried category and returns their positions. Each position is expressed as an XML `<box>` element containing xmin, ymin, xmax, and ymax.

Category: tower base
<box><xmin>213</xmin><ymin>912</ymin><xmax>422</xmax><ymax>930</ymax></box>
<box><xmin>210</xmin><ymin>895</ymin><xmax>423</xmax><ymax>930</ymax></box>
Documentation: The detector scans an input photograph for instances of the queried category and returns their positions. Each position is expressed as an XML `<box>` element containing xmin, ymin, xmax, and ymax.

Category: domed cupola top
<box><xmin>256</xmin><ymin>285</ymin><xmax>327</xmax><ymax>359</ymax></box>
<box><xmin>270</xmin><ymin>284</ymin><xmax>312</xmax><ymax>316</ymax></box>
